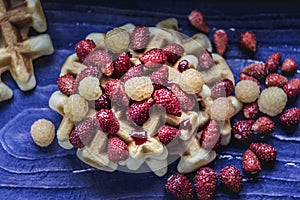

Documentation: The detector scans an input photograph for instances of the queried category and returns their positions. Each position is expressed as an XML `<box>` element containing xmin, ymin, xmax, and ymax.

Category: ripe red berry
<box><xmin>177</xmin><ymin>59</ymin><xmax>189</xmax><ymax>73</ymax></box>
<box><xmin>239</xmin><ymin>73</ymin><xmax>261</xmax><ymax>88</ymax></box>
<box><xmin>94</xmin><ymin>109</ymin><xmax>120</xmax><ymax>135</ymax></box>
<box><xmin>162</xmin><ymin>43</ymin><xmax>184</xmax><ymax>63</ymax></box>
<box><xmin>220</xmin><ymin>166</ymin><xmax>243</xmax><ymax>193</ymax></box>
<box><xmin>198</xmin><ymin>49</ymin><xmax>214</xmax><ymax>70</ymax></box>
<box><xmin>94</xmin><ymin>93</ymin><xmax>111</xmax><ymax>110</ymax></box>
<box><xmin>280</xmin><ymin>107</ymin><xmax>300</xmax><ymax>127</ymax></box>
<box><xmin>127</xmin><ymin>98</ymin><xmax>154</xmax><ymax>126</ymax></box>
<box><xmin>75</xmin><ymin>39</ymin><xmax>96</xmax><ymax>62</ymax></box>
<box><xmin>130</xmin><ymin>25</ymin><xmax>150</xmax><ymax>50</ymax></box>
<box><xmin>169</xmin><ymin>83</ymin><xmax>196</xmax><ymax>111</ymax></box>
<box><xmin>242</xmin><ymin>149</ymin><xmax>261</xmax><ymax>175</ymax></box>
<box><xmin>232</xmin><ymin>120</ymin><xmax>255</xmax><ymax>141</ymax></box>
<box><xmin>139</xmin><ymin>48</ymin><xmax>167</xmax><ymax>68</ymax></box>
<box><xmin>57</xmin><ymin>74</ymin><xmax>75</xmax><ymax>96</ymax></box>
<box><xmin>265</xmin><ymin>52</ymin><xmax>281</xmax><ymax>73</ymax></box>
<box><xmin>157</xmin><ymin>125</ymin><xmax>180</xmax><ymax>145</ymax></box>
<box><xmin>241</xmin><ymin>62</ymin><xmax>267</xmax><ymax>80</ymax></box>
<box><xmin>107</xmin><ymin>136</ymin><xmax>129</xmax><ymax>163</ymax></box>
<box><xmin>122</xmin><ymin>64</ymin><xmax>144</xmax><ymax>83</ymax></box>
<box><xmin>283</xmin><ymin>78</ymin><xmax>300</xmax><ymax>99</ymax></box>
<box><xmin>194</xmin><ymin>167</ymin><xmax>218</xmax><ymax>200</ymax></box>
<box><xmin>281</xmin><ymin>58</ymin><xmax>298</xmax><ymax>75</ymax></box>
<box><xmin>243</xmin><ymin>101</ymin><xmax>259</xmax><ymax>119</ymax></box>
<box><xmin>210</xmin><ymin>78</ymin><xmax>234</xmax><ymax>99</ymax></box>
<box><xmin>188</xmin><ymin>10</ymin><xmax>210</xmax><ymax>34</ymax></box>
<box><xmin>84</xmin><ymin>49</ymin><xmax>113</xmax><ymax>76</ymax></box>
<box><xmin>149</xmin><ymin>65</ymin><xmax>169</xmax><ymax>89</ymax></box>
<box><xmin>104</xmin><ymin>79</ymin><xmax>129</xmax><ymax>107</ymax></box>
<box><xmin>239</xmin><ymin>31</ymin><xmax>257</xmax><ymax>52</ymax></box>
<box><xmin>200</xmin><ymin>120</ymin><xmax>221</xmax><ymax>150</ymax></box>
<box><xmin>265</xmin><ymin>73</ymin><xmax>288</xmax><ymax>88</ymax></box>
<box><xmin>111</xmin><ymin>52</ymin><xmax>133</xmax><ymax>79</ymax></box>
<box><xmin>250</xmin><ymin>143</ymin><xmax>277</xmax><ymax>163</ymax></box>
<box><xmin>213</xmin><ymin>29</ymin><xmax>228</xmax><ymax>56</ymax></box>
<box><xmin>165</xmin><ymin>172</ymin><xmax>194</xmax><ymax>200</ymax></box>
<box><xmin>252</xmin><ymin>116</ymin><xmax>275</xmax><ymax>135</ymax></box>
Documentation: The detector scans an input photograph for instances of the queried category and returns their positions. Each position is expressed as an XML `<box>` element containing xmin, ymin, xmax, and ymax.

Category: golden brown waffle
<box><xmin>0</xmin><ymin>0</ymin><xmax>54</xmax><ymax>102</ymax></box>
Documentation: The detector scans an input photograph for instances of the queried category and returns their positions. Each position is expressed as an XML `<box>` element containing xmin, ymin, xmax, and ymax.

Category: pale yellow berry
<box><xmin>124</xmin><ymin>76</ymin><xmax>154</xmax><ymax>101</ymax></box>
<box><xmin>179</xmin><ymin>69</ymin><xmax>204</xmax><ymax>94</ymax></box>
<box><xmin>105</xmin><ymin>28</ymin><xmax>130</xmax><ymax>53</ymax></box>
<box><xmin>258</xmin><ymin>87</ymin><xmax>287</xmax><ymax>117</ymax></box>
<box><xmin>78</xmin><ymin>77</ymin><xmax>102</xmax><ymax>101</ymax></box>
<box><xmin>168</xmin><ymin>66</ymin><xmax>181</xmax><ymax>84</ymax></box>
<box><xmin>235</xmin><ymin>80</ymin><xmax>260</xmax><ymax>103</ymax></box>
<box><xmin>209</xmin><ymin>97</ymin><xmax>235</xmax><ymax>120</ymax></box>
<box><xmin>64</xmin><ymin>94</ymin><xmax>89</xmax><ymax>121</ymax></box>
<box><xmin>30</xmin><ymin>119</ymin><xmax>55</xmax><ymax>147</ymax></box>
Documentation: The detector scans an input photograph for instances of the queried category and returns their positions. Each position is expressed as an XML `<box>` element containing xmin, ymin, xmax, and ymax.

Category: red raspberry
<box><xmin>93</xmin><ymin>93</ymin><xmax>111</xmax><ymax>110</ymax></box>
<box><xmin>177</xmin><ymin>59</ymin><xmax>189</xmax><ymax>73</ymax></box>
<box><xmin>139</xmin><ymin>48</ymin><xmax>167</xmax><ymax>68</ymax></box>
<box><xmin>162</xmin><ymin>43</ymin><xmax>184</xmax><ymax>63</ymax></box>
<box><xmin>198</xmin><ymin>49</ymin><xmax>214</xmax><ymax>70</ymax></box>
<box><xmin>283</xmin><ymin>78</ymin><xmax>300</xmax><ymax>99</ymax></box>
<box><xmin>153</xmin><ymin>88</ymin><xmax>182</xmax><ymax>117</ymax></box>
<box><xmin>280</xmin><ymin>107</ymin><xmax>300</xmax><ymax>127</ymax></box>
<box><xmin>242</xmin><ymin>149</ymin><xmax>261</xmax><ymax>175</ymax></box>
<box><xmin>194</xmin><ymin>167</ymin><xmax>218</xmax><ymax>200</ymax></box>
<box><xmin>265</xmin><ymin>52</ymin><xmax>281</xmax><ymax>73</ymax></box>
<box><xmin>241</xmin><ymin>62</ymin><xmax>267</xmax><ymax>80</ymax></box>
<box><xmin>252</xmin><ymin>116</ymin><xmax>275</xmax><ymax>135</ymax></box>
<box><xmin>107</xmin><ymin>136</ymin><xmax>129</xmax><ymax>163</ymax></box>
<box><xmin>84</xmin><ymin>49</ymin><xmax>113</xmax><ymax>76</ymax></box>
<box><xmin>165</xmin><ymin>172</ymin><xmax>194</xmax><ymax>200</ymax></box>
<box><xmin>210</xmin><ymin>78</ymin><xmax>234</xmax><ymax>99</ymax></box>
<box><xmin>104</xmin><ymin>79</ymin><xmax>129</xmax><ymax>107</ymax></box>
<box><xmin>200</xmin><ymin>120</ymin><xmax>221</xmax><ymax>150</ymax></box>
<box><xmin>219</xmin><ymin>166</ymin><xmax>243</xmax><ymax>193</ymax></box>
<box><xmin>127</xmin><ymin>98</ymin><xmax>154</xmax><ymax>126</ymax></box>
<box><xmin>57</xmin><ymin>74</ymin><xmax>75</xmax><ymax>96</ymax></box>
<box><xmin>122</xmin><ymin>64</ymin><xmax>144</xmax><ymax>83</ymax></box>
<box><xmin>213</xmin><ymin>29</ymin><xmax>228</xmax><ymax>56</ymax></box>
<box><xmin>149</xmin><ymin>65</ymin><xmax>169</xmax><ymax>89</ymax></box>
<box><xmin>111</xmin><ymin>52</ymin><xmax>132</xmax><ymax>79</ymax></box>
<box><xmin>232</xmin><ymin>120</ymin><xmax>255</xmax><ymax>141</ymax></box>
<box><xmin>157</xmin><ymin>125</ymin><xmax>180</xmax><ymax>145</ymax></box>
<box><xmin>74</xmin><ymin>66</ymin><xmax>101</xmax><ymax>91</ymax></box>
<box><xmin>243</xmin><ymin>101</ymin><xmax>259</xmax><ymax>119</ymax></box>
<box><xmin>130</xmin><ymin>25</ymin><xmax>150</xmax><ymax>50</ymax></box>
<box><xmin>188</xmin><ymin>10</ymin><xmax>210</xmax><ymax>34</ymax></box>
<box><xmin>265</xmin><ymin>73</ymin><xmax>288</xmax><ymax>88</ymax></box>
<box><xmin>250</xmin><ymin>143</ymin><xmax>277</xmax><ymax>163</ymax></box>
<box><xmin>239</xmin><ymin>31</ymin><xmax>257</xmax><ymax>52</ymax></box>
<box><xmin>75</xmin><ymin>39</ymin><xmax>96</xmax><ymax>62</ymax></box>
<box><xmin>169</xmin><ymin>84</ymin><xmax>196</xmax><ymax>111</ymax></box>
<box><xmin>69</xmin><ymin>117</ymin><xmax>95</xmax><ymax>148</ymax></box>
<box><xmin>281</xmin><ymin>58</ymin><xmax>298</xmax><ymax>75</ymax></box>
<box><xmin>239</xmin><ymin>73</ymin><xmax>261</xmax><ymax>88</ymax></box>
<box><xmin>94</xmin><ymin>109</ymin><xmax>120</xmax><ymax>135</ymax></box>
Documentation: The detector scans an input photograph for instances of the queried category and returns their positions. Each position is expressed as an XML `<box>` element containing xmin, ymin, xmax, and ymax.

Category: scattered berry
<box><xmin>232</xmin><ymin>120</ymin><xmax>255</xmax><ymax>141</ymax></box>
<box><xmin>235</xmin><ymin>80</ymin><xmax>260</xmax><ymax>103</ymax></box>
<box><xmin>265</xmin><ymin>73</ymin><xmax>288</xmax><ymax>88</ymax></box>
<box><xmin>157</xmin><ymin>125</ymin><xmax>180</xmax><ymax>145</ymax></box>
<box><xmin>283</xmin><ymin>78</ymin><xmax>300</xmax><ymax>99</ymax></box>
<box><xmin>94</xmin><ymin>93</ymin><xmax>111</xmax><ymax>110</ymax></box>
<box><xmin>177</xmin><ymin>59</ymin><xmax>189</xmax><ymax>73</ymax></box>
<box><xmin>265</xmin><ymin>52</ymin><xmax>281</xmax><ymax>73</ymax></box>
<box><xmin>127</xmin><ymin>98</ymin><xmax>154</xmax><ymax>126</ymax></box>
<box><xmin>241</xmin><ymin>62</ymin><xmax>267</xmax><ymax>80</ymax></box>
<box><xmin>149</xmin><ymin>65</ymin><xmax>169</xmax><ymax>89</ymax></box>
<box><xmin>107</xmin><ymin>136</ymin><xmax>129</xmax><ymax>163</ymax></box>
<box><xmin>188</xmin><ymin>10</ymin><xmax>210</xmax><ymax>34</ymax></box>
<box><xmin>140</xmin><ymin>48</ymin><xmax>167</xmax><ymax>68</ymax></box>
<box><xmin>111</xmin><ymin>52</ymin><xmax>132</xmax><ymax>79</ymax></box>
<box><xmin>130</xmin><ymin>25</ymin><xmax>150</xmax><ymax>50</ymax></box>
<box><xmin>84</xmin><ymin>49</ymin><xmax>113</xmax><ymax>76</ymax></box>
<box><xmin>209</xmin><ymin>97</ymin><xmax>235</xmax><ymax>121</ymax></box>
<box><xmin>105</xmin><ymin>28</ymin><xmax>130</xmax><ymax>53</ymax></box>
<box><xmin>239</xmin><ymin>31</ymin><xmax>257</xmax><ymax>52</ymax></box>
<box><xmin>280</xmin><ymin>107</ymin><xmax>300</xmax><ymax>127</ymax></box>
<box><xmin>75</xmin><ymin>39</ymin><xmax>96</xmax><ymax>62</ymax></box>
<box><xmin>239</xmin><ymin>73</ymin><xmax>261</xmax><ymax>88</ymax></box>
<box><xmin>213</xmin><ymin>29</ymin><xmax>228</xmax><ymax>56</ymax></box>
<box><xmin>198</xmin><ymin>49</ymin><xmax>214</xmax><ymax>70</ymax></box>
<box><xmin>169</xmin><ymin>83</ymin><xmax>196</xmax><ymax>111</ymax></box>
<box><xmin>69</xmin><ymin>117</ymin><xmax>95</xmax><ymax>148</ymax></box>
<box><xmin>242</xmin><ymin>149</ymin><xmax>261</xmax><ymax>175</ymax></box>
<box><xmin>250</xmin><ymin>143</ymin><xmax>277</xmax><ymax>163</ymax></box>
<box><xmin>122</xmin><ymin>64</ymin><xmax>144</xmax><ymax>83</ymax></box>
<box><xmin>210</xmin><ymin>78</ymin><xmax>234</xmax><ymax>99</ymax></box>
<box><xmin>165</xmin><ymin>172</ymin><xmax>194</xmax><ymax>200</ymax></box>
<box><xmin>57</xmin><ymin>74</ymin><xmax>75</xmax><ymax>96</ymax></box>
<box><xmin>252</xmin><ymin>116</ymin><xmax>275</xmax><ymax>135</ymax></box>
<box><xmin>105</xmin><ymin>79</ymin><xmax>129</xmax><ymax>107</ymax></box>
<box><xmin>200</xmin><ymin>120</ymin><xmax>220</xmax><ymax>150</ymax></box>
<box><xmin>179</xmin><ymin>68</ymin><xmax>205</xmax><ymax>94</ymax></box>
<box><xmin>194</xmin><ymin>167</ymin><xmax>218</xmax><ymax>200</ymax></box>
<box><xmin>124</xmin><ymin>76</ymin><xmax>154</xmax><ymax>101</ymax></box>
<box><xmin>219</xmin><ymin>166</ymin><xmax>243</xmax><ymax>193</ymax></box>
<box><xmin>281</xmin><ymin>58</ymin><xmax>298</xmax><ymax>75</ymax></box>
<box><xmin>162</xmin><ymin>43</ymin><xmax>184</xmax><ymax>63</ymax></box>
<box><xmin>94</xmin><ymin>109</ymin><xmax>120</xmax><ymax>135</ymax></box>
<box><xmin>30</xmin><ymin>119</ymin><xmax>55</xmax><ymax>147</ymax></box>
<box><xmin>243</xmin><ymin>101</ymin><xmax>259</xmax><ymax>119</ymax></box>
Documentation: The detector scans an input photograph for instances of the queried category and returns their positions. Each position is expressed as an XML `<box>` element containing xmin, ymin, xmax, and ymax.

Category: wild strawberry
<box><xmin>242</xmin><ymin>149</ymin><xmax>261</xmax><ymax>175</ymax></box>
<box><xmin>213</xmin><ymin>29</ymin><xmax>228</xmax><ymax>56</ymax></box>
<box><xmin>162</xmin><ymin>43</ymin><xmax>184</xmax><ymax>63</ymax></box>
<box><xmin>210</xmin><ymin>78</ymin><xmax>234</xmax><ymax>99</ymax></box>
<box><xmin>188</xmin><ymin>10</ymin><xmax>210</xmax><ymax>34</ymax></box>
<box><xmin>241</xmin><ymin>62</ymin><xmax>267</xmax><ymax>80</ymax></box>
<box><xmin>75</xmin><ymin>39</ymin><xmax>96</xmax><ymax>62</ymax></box>
<box><xmin>239</xmin><ymin>31</ymin><xmax>257</xmax><ymax>52</ymax></box>
<box><xmin>94</xmin><ymin>109</ymin><xmax>120</xmax><ymax>135</ymax></box>
<box><xmin>198</xmin><ymin>49</ymin><xmax>214</xmax><ymax>70</ymax></box>
<box><xmin>177</xmin><ymin>59</ymin><xmax>189</xmax><ymax>73</ymax></box>
<box><xmin>149</xmin><ymin>65</ymin><xmax>168</xmax><ymax>89</ymax></box>
<box><xmin>243</xmin><ymin>101</ymin><xmax>259</xmax><ymax>119</ymax></box>
<box><xmin>130</xmin><ymin>25</ymin><xmax>150</xmax><ymax>50</ymax></box>
<box><xmin>252</xmin><ymin>116</ymin><xmax>275</xmax><ymax>135</ymax></box>
<box><xmin>107</xmin><ymin>136</ymin><xmax>129</xmax><ymax>163</ymax></box>
<box><xmin>232</xmin><ymin>120</ymin><xmax>255</xmax><ymax>141</ymax></box>
<box><xmin>280</xmin><ymin>107</ymin><xmax>300</xmax><ymax>127</ymax></box>
<box><xmin>283</xmin><ymin>78</ymin><xmax>300</xmax><ymax>99</ymax></box>
<box><xmin>69</xmin><ymin>117</ymin><xmax>95</xmax><ymax>148</ymax></box>
<box><xmin>194</xmin><ymin>167</ymin><xmax>218</xmax><ymax>200</ymax></box>
<box><xmin>265</xmin><ymin>52</ymin><xmax>281</xmax><ymax>73</ymax></box>
<box><xmin>93</xmin><ymin>93</ymin><xmax>111</xmax><ymax>110</ymax></box>
<box><xmin>250</xmin><ymin>143</ymin><xmax>277</xmax><ymax>163</ymax></box>
<box><xmin>104</xmin><ymin>79</ymin><xmax>129</xmax><ymax>107</ymax></box>
<box><xmin>200</xmin><ymin>120</ymin><xmax>220</xmax><ymax>150</ymax></box>
<box><xmin>219</xmin><ymin>166</ymin><xmax>243</xmax><ymax>193</ymax></box>
<box><xmin>127</xmin><ymin>98</ymin><xmax>154</xmax><ymax>126</ymax></box>
<box><xmin>153</xmin><ymin>88</ymin><xmax>182</xmax><ymax>116</ymax></box>
<box><xmin>111</xmin><ymin>52</ymin><xmax>132</xmax><ymax>79</ymax></box>
<box><xmin>74</xmin><ymin>66</ymin><xmax>101</xmax><ymax>91</ymax></box>
<box><xmin>157</xmin><ymin>125</ymin><xmax>180</xmax><ymax>145</ymax></box>
<box><xmin>139</xmin><ymin>48</ymin><xmax>167</xmax><ymax>68</ymax></box>
<box><xmin>165</xmin><ymin>172</ymin><xmax>194</xmax><ymax>200</ymax></box>
<box><xmin>84</xmin><ymin>49</ymin><xmax>113</xmax><ymax>76</ymax></box>
<box><xmin>265</xmin><ymin>73</ymin><xmax>288</xmax><ymax>88</ymax></box>
<box><xmin>281</xmin><ymin>58</ymin><xmax>298</xmax><ymax>75</ymax></box>
<box><xmin>169</xmin><ymin>83</ymin><xmax>196</xmax><ymax>111</ymax></box>
<box><xmin>122</xmin><ymin>64</ymin><xmax>144</xmax><ymax>83</ymax></box>
<box><xmin>239</xmin><ymin>73</ymin><xmax>261</xmax><ymax>88</ymax></box>
<box><xmin>57</xmin><ymin>74</ymin><xmax>75</xmax><ymax>96</ymax></box>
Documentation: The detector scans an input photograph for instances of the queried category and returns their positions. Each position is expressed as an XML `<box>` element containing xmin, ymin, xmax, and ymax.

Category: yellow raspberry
<box><xmin>30</xmin><ymin>119</ymin><xmax>55</xmax><ymax>147</ymax></box>
<box><xmin>64</xmin><ymin>94</ymin><xmax>89</xmax><ymax>121</ymax></box>
<box><xmin>105</xmin><ymin>28</ymin><xmax>130</xmax><ymax>53</ymax></box>
<box><xmin>179</xmin><ymin>69</ymin><xmax>204</xmax><ymax>94</ymax></box>
<box><xmin>258</xmin><ymin>87</ymin><xmax>287</xmax><ymax>117</ymax></box>
<box><xmin>78</xmin><ymin>77</ymin><xmax>102</xmax><ymax>101</ymax></box>
<box><xmin>124</xmin><ymin>76</ymin><xmax>154</xmax><ymax>101</ymax></box>
<box><xmin>235</xmin><ymin>80</ymin><xmax>260</xmax><ymax>103</ymax></box>
<box><xmin>209</xmin><ymin>97</ymin><xmax>235</xmax><ymax>120</ymax></box>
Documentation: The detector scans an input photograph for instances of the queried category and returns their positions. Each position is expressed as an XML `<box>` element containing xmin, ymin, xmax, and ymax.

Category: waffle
<box><xmin>49</xmin><ymin>18</ymin><xmax>241</xmax><ymax>176</ymax></box>
<box><xmin>0</xmin><ymin>0</ymin><xmax>54</xmax><ymax>102</ymax></box>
